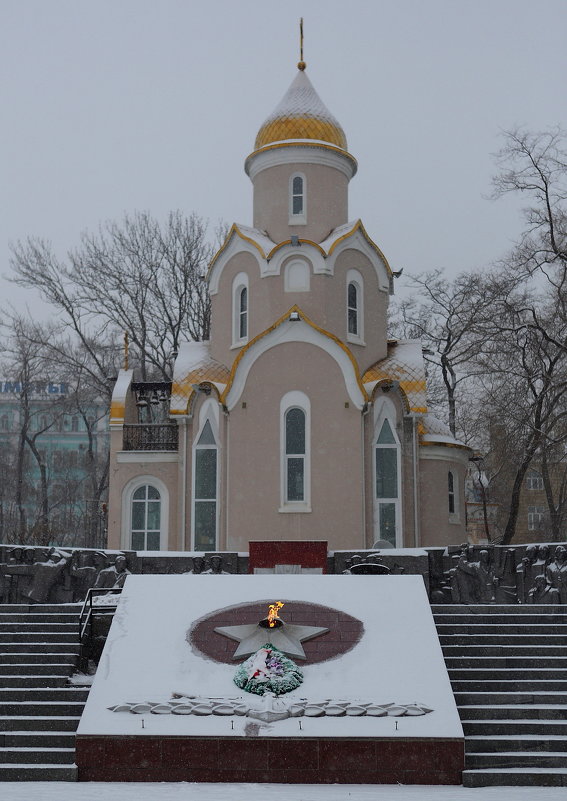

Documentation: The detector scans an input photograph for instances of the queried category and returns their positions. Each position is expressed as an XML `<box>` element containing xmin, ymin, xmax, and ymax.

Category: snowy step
<box><xmin>451</xmin><ymin>679</ymin><xmax>567</xmax><ymax>692</ymax></box>
<box><xmin>0</xmin><ymin>702</ymin><xmax>86</xmax><ymax>717</ymax></box>
<box><xmin>459</xmin><ymin>704</ymin><xmax>567</xmax><ymax>721</ymax></box>
<box><xmin>463</xmin><ymin>720</ymin><xmax>567</xmax><ymax>736</ymax></box>
<box><xmin>456</xmin><ymin>691</ymin><xmax>567</xmax><ymax>705</ymax></box>
<box><xmin>0</xmin><ymin>605</ymin><xmax>80</xmax><ymax>612</ymax></box>
<box><xmin>467</xmin><ymin>752</ymin><xmax>567</xmax><ymax>769</ymax></box>
<box><xmin>0</xmin><ymin>614</ymin><xmax>80</xmax><ymax>624</ymax></box>
<box><xmin>0</xmin><ymin>716</ymin><xmax>80</xmax><ymax>732</ymax></box>
<box><xmin>431</xmin><ymin>604</ymin><xmax>567</xmax><ymax>614</ymax></box>
<box><xmin>0</xmin><ymin>688</ymin><xmax>89</xmax><ymax>702</ymax></box>
<box><xmin>437</xmin><ymin>625</ymin><xmax>567</xmax><ymax>636</ymax></box>
<box><xmin>0</xmin><ymin>632</ymin><xmax>78</xmax><ymax>643</ymax></box>
<box><xmin>438</xmin><ymin>634</ymin><xmax>567</xmax><ymax>646</ymax></box>
<box><xmin>434</xmin><ymin>614</ymin><xmax>567</xmax><ymax>625</ymax></box>
<box><xmin>0</xmin><ymin>676</ymin><xmax>70</xmax><ymax>688</ymax></box>
<box><xmin>442</xmin><ymin>638</ymin><xmax>567</xmax><ymax>658</ymax></box>
<box><xmin>0</xmin><ymin>643</ymin><xmax>80</xmax><ymax>654</ymax></box>
<box><xmin>0</xmin><ymin>731</ymin><xmax>76</xmax><ymax>748</ymax></box>
<box><xmin>0</xmin><ymin>763</ymin><xmax>77</xmax><ymax>781</ymax></box>
<box><xmin>466</xmin><ymin>735</ymin><xmax>567</xmax><ymax>753</ymax></box>
<box><xmin>449</xmin><ymin>668</ymin><xmax>567</xmax><ymax>680</ymax></box>
<box><xmin>462</xmin><ymin>767</ymin><xmax>567</xmax><ymax>787</ymax></box>
<box><xmin>445</xmin><ymin>656</ymin><xmax>567</xmax><ymax>669</ymax></box>
<box><xmin>0</xmin><ymin>623</ymin><xmax>78</xmax><ymax>633</ymax></box>
<box><xmin>0</xmin><ymin>746</ymin><xmax>75</xmax><ymax>764</ymax></box>
<box><xmin>0</xmin><ymin>663</ymin><xmax>74</xmax><ymax>675</ymax></box>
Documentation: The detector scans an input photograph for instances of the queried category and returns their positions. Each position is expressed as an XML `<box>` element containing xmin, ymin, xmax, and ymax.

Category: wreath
<box><xmin>233</xmin><ymin>643</ymin><xmax>303</xmax><ymax>696</ymax></box>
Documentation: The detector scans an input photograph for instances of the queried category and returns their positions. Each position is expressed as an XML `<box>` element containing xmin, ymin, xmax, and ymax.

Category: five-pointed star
<box><xmin>214</xmin><ymin>621</ymin><xmax>329</xmax><ymax>660</ymax></box>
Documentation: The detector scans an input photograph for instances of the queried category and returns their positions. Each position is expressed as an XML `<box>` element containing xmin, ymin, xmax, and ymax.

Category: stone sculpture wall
<box><xmin>1</xmin><ymin>542</ymin><xmax>566</xmax><ymax>604</ymax></box>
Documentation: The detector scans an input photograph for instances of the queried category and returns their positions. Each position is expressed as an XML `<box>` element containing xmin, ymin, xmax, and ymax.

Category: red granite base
<box><xmin>76</xmin><ymin>735</ymin><xmax>464</xmax><ymax>784</ymax></box>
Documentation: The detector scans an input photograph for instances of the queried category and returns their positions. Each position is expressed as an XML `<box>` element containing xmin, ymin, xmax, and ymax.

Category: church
<box><xmin>106</xmin><ymin>56</ymin><xmax>470</xmax><ymax>554</ymax></box>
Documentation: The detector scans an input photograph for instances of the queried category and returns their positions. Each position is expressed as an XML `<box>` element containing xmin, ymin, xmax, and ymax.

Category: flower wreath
<box><xmin>233</xmin><ymin>643</ymin><xmax>303</xmax><ymax>696</ymax></box>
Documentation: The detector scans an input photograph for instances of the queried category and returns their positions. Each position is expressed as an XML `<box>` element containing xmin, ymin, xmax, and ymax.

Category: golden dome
<box><xmin>255</xmin><ymin>69</ymin><xmax>347</xmax><ymax>151</ymax></box>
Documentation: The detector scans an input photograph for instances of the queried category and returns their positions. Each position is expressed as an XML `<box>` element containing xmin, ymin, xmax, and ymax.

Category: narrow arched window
<box><xmin>131</xmin><ymin>484</ymin><xmax>161</xmax><ymax>551</ymax></box>
<box><xmin>289</xmin><ymin>173</ymin><xmax>306</xmax><ymax>224</ymax></box>
<box><xmin>239</xmin><ymin>287</ymin><xmax>248</xmax><ymax>339</ymax></box>
<box><xmin>292</xmin><ymin>176</ymin><xmax>304</xmax><ymax>215</ymax></box>
<box><xmin>348</xmin><ymin>282</ymin><xmax>358</xmax><ymax>335</ymax></box>
<box><xmin>280</xmin><ymin>391</ymin><xmax>311</xmax><ymax>510</ymax></box>
<box><xmin>232</xmin><ymin>272</ymin><xmax>249</xmax><ymax>346</ymax></box>
<box><xmin>285</xmin><ymin>408</ymin><xmax>306</xmax><ymax>502</ymax></box>
<box><xmin>374</xmin><ymin>416</ymin><xmax>400</xmax><ymax>546</ymax></box>
<box><xmin>448</xmin><ymin>471</ymin><xmax>455</xmax><ymax>514</ymax></box>
<box><xmin>193</xmin><ymin>419</ymin><xmax>218</xmax><ymax>550</ymax></box>
<box><xmin>346</xmin><ymin>269</ymin><xmax>364</xmax><ymax>343</ymax></box>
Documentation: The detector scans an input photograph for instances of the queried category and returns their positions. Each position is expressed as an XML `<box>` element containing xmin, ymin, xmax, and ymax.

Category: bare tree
<box><xmin>391</xmin><ymin>270</ymin><xmax>494</xmax><ymax>437</ymax></box>
<box><xmin>10</xmin><ymin>210</ymin><xmax>215</xmax><ymax>380</ymax></box>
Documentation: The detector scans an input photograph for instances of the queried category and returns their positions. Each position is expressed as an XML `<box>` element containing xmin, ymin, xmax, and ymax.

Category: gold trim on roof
<box><xmin>220</xmin><ymin>305</ymin><xmax>368</xmax><ymax>405</ymax></box>
<box><xmin>255</xmin><ymin>116</ymin><xmax>347</xmax><ymax>150</ymax></box>
<box><xmin>327</xmin><ymin>220</ymin><xmax>393</xmax><ymax>277</ymax></box>
<box><xmin>208</xmin><ymin>223</ymin><xmax>267</xmax><ymax>275</ymax></box>
<box><xmin>267</xmin><ymin>238</ymin><xmax>325</xmax><ymax>260</ymax></box>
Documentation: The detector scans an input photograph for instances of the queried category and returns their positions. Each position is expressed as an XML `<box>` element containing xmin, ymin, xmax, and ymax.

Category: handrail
<box><xmin>78</xmin><ymin>587</ymin><xmax>122</xmax><ymax>670</ymax></box>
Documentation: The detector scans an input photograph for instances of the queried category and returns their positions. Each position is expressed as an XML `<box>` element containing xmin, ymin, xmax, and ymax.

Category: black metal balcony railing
<box><xmin>123</xmin><ymin>423</ymin><xmax>178</xmax><ymax>451</ymax></box>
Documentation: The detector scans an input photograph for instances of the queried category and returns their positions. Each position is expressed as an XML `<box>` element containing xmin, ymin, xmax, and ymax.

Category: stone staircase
<box><xmin>433</xmin><ymin>604</ymin><xmax>567</xmax><ymax>788</ymax></box>
<box><xmin>0</xmin><ymin>603</ymin><xmax>88</xmax><ymax>781</ymax></box>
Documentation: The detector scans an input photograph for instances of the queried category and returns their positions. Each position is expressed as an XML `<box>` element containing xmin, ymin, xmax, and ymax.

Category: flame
<box><xmin>267</xmin><ymin>601</ymin><xmax>284</xmax><ymax>627</ymax></box>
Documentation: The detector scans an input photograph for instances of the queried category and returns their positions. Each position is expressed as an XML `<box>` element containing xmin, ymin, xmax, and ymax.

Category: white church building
<box><xmin>106</xmin><ymin>59</ymin><xmax>470</xmax><ymax>554</ymax></box>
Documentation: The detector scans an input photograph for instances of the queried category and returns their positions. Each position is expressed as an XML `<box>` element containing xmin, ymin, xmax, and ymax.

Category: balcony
<box><xmin>123</xmin><ymin>423</ymin><xmax>178</xmax><ymax>451</ymax></box>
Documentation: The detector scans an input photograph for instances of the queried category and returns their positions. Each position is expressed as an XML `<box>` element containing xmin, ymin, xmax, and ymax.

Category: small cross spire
<box><xmin>297</xmin><ymin>18</ymin><xmax>306</xmax><ymax>71</ymax></box>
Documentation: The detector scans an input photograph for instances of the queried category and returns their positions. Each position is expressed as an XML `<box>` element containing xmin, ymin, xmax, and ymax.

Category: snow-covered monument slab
<box><xmin>76</xmin><ymin>574</ymin><xmax>464</xmax><ymax>783</ymax></box>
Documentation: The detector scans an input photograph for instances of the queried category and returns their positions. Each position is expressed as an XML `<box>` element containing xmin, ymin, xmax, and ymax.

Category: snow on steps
<box><xmin>432</xmin><ymin>603</ymin><xmax>567</xmax><ymax>787</ymax></box>
<box><xmin>0</xmin><ymin>603</ymin><xmax>84</xmax><ymax>782</ymax></box>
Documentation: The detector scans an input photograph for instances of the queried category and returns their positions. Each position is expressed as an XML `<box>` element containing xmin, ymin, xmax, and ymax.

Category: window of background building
<box><xmin>527</xmin><ymin>505</ymin><xmax>545</xmax><ymax>531</ymax></box>
<box><xmin>526</xmin><ymin>469</ymin><xmax>544</xmax><ymax>490</ymax></box>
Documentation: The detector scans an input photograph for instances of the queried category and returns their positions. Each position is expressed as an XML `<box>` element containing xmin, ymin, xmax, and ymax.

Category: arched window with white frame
<box><xmin>289</xmin><ymin>173</ymin><xmax>306</xmax><ymax>224</ymax></box>
<box><xmin>280</xmin><ymin>391</ymin><xmax>311</xmax><ymax>511</ymax></box>
<box><xmin>346</xmin><ymin>269</ymin><xmax>364</xmax><ymax>344</ymax></box>
<box><xmin>232</xmin><ymin>272</ymin><xmax>249</xmax><ymax>346</ymax></box>
<box><xmin>192</xmin><ymin>401</ymin><xmax>219</xmax><ymax>550</ymax></box>
<box><xmin>373</xmin><ymin>402</ymin><xmax>401</xmax><ymax>546</ymax></box>
<box><xmin>122</xmin><ymin>475</ymin><xmax>169</xmax><ymax>552</ymax></box>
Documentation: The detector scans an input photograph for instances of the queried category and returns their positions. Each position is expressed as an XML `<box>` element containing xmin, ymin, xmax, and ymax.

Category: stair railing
<box><xmin>78</xmin><ymin>587</ymin><xmax>122</xmax><ymax>672</ymax></box>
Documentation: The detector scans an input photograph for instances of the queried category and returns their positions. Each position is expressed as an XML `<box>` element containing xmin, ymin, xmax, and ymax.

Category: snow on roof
<box><xmin>170</xmin><ymin>341</ymin><xmax>229</xmax><ymax>414</ymax></box>
<box><xmin>109</xmin><ymin>368</ymin><xmax>133</xmax><ymax>423</ymax></box>
<box><xmin>254</xmin><ymin>69</ymin><xmax>347</xmax><ymax>151</ymax></box>
<box><xmin>318</xmin><ymin>220</ymin><xmax>392</xmax><ymax>275</ymax></box>
<box><xmin>363</xmin><ymin>340</ymin><xmax>428</xmax><ymax>413</ymax></box>
<box><xmin>420</xmin><ymin>413</ymin><xmax>470</xmax><ymax>450</ymax></box>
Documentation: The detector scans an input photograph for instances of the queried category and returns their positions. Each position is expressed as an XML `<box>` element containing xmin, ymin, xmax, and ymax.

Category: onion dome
<box><xmin>254</xmin><ymin>68</ymin><xmax>348</xmax><ymax>151</ymax></box>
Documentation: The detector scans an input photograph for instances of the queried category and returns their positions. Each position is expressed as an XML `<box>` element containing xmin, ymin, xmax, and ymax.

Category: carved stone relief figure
<box><xmin>528</xmin><ymin>574</ymin><xmax>560</xmax><ymax>604</ymax></box>
<box><xmin>204</xmin><ymin>555</ymin><xmax>230</xmax><ymax>575</ymax></box>
<box><xmin>94</xmin><ymin>553</ymin><xmax>131</xmax><ymax>590</ymax></box>
<box><xmin>516</xmin><ymin>544</ymin><xmax>539</xmax><ymax>604</ymax></box>
<box><xmin>187</xmin><ymin>556</ymin><xmax>207</xmax><ymax>575</ymax></box>
<box><xmin>5</xmin><ymin>548</ymin><xmax>72</xmax><ymax>604</ymax></box>
<box><xmin>450</xmin><ymin>545</ymin><xmax>479</xmax><ymax>604</ymax></box>
<box><xmin>546</xmin><ymin>546</ymin><xmax>567</xmax><ymax>604</ymax></box>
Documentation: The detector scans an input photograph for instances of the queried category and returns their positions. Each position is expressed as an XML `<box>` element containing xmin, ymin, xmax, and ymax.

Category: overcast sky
<box><xmin>2</xmin><ymin>0</ymin><xmax>566</xmax><ymax>317</ymax></box>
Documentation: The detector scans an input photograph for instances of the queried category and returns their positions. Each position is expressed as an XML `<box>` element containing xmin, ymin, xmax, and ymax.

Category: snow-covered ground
<box><xmin>0</xmin><ymin>783</ymin><xmax>566</xmax><ymax>801</ymax></box>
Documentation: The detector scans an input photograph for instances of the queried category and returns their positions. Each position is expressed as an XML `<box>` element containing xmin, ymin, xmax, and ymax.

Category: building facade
<box><xmin>0</xmin><ymin>379</ymin><xmax>107</xmax><ymax>545</ymax></box>
<box><xmin>107</xmin><ymin>61</ymin><xmax>470</xmax><ymax>553</ymax></box>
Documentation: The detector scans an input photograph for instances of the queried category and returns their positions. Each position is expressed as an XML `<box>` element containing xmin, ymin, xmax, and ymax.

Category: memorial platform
<box><xmin>76</xmin><ymin>574</ymin><xmax>464</xmax><ymax>783</ymax></box>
